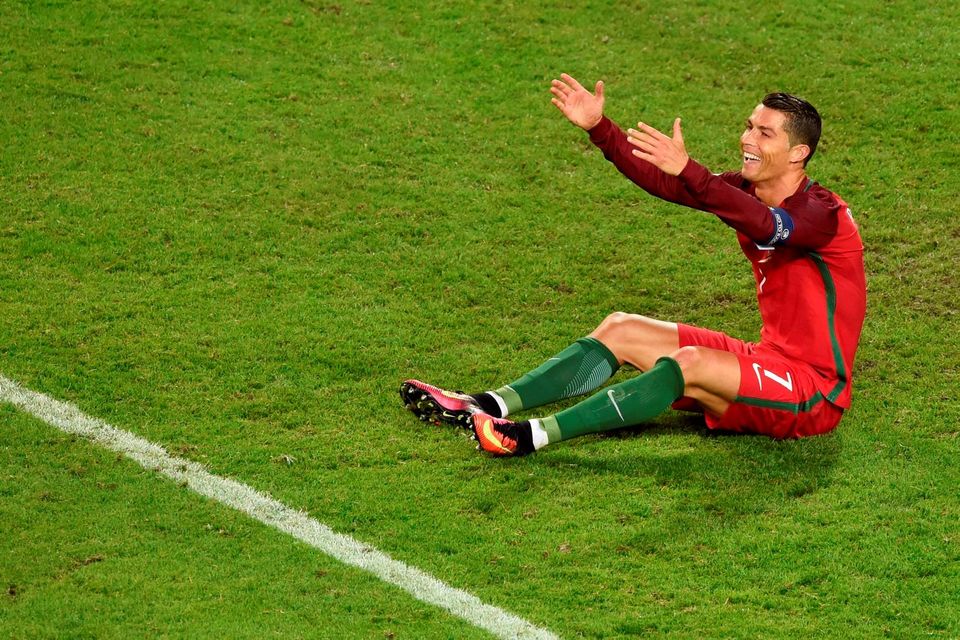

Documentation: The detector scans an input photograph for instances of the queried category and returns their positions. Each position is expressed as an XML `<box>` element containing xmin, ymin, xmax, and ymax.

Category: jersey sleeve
<box><xmin>588</xmin><ymin>116</ymin><xmax>716</xmax><ymax>209</ymax></box>
<box><xmin>678</xmin><ymin>159</ymin><xmax>841</xmax><ymax>249</ymax></box>
<box><xmin>589</xmin><ymin>116</ymin><xmax>841</xmax><ymax>249</ymax></box>
<box><xmin>777</xmin><ymin>187</ymin><xmax>843</xmax><ymax>249</ymax></box>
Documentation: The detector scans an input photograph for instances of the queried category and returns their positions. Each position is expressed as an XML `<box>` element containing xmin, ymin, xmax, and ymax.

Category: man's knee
<box><xmin>668</xmin><ymin>345</ymin><xmax>740</xmax><ymax>412</ymax></box>
<box><xmin>671</xmin><ymin>345</ymin><xmax>704</xmax><ymax>375</ymax></box>
<box><xmin>592</xmin><ymin>312</ymin><xmax>649</xmax><ymax>341</ymax></box>
<box><xmin>668</xmin><ymin>346</ymin><xmax>703</xmax><ymax>393</ymax></box>
<box><xmin>671</xmin><ymin>345</ymin><xmax>734</xmax><ymax>387</ymax></box>
<box><xmin>590</xmin><ymin>312</ymin><xmax>680</xmax><ymax>370</ymax></box>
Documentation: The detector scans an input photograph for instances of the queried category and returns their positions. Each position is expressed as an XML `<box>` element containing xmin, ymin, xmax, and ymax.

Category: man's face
<box><xmin>739</xmin><ymin>104</ymin><xmax>802</xmax><ymax>182</ymax></box>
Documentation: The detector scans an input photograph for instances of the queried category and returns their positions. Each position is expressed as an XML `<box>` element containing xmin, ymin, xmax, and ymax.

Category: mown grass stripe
<box><xmin>0</xmin><ymin>373</ymin><xmax>558</xmax><ymax>640</ymax></box>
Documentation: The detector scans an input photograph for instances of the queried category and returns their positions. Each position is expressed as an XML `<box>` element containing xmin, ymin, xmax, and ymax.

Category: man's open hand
<box><xmin>627</xmin><ymin>119</ymin><xmax>689</xmax><ymax>176</ymax></box>
<box><xmin>550</xmin><ymin>73</ymin><xmax>604</xmax><ymax>131</ymax></box>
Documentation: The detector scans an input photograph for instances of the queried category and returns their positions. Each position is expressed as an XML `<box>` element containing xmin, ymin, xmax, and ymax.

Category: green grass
<box><xmin>2</xmin><ymin>0</ymin><xmax>958</xmax><ymax>637</ymax></box>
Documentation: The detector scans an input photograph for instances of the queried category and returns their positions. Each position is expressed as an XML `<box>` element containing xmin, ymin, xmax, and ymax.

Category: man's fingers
<box><xmin>560</xmin><ymin>73</ymin><xmax>585</xmax><ymax>92</ymax></box>
<box><xmin>549</xmin><ymin>86</ymin><xmax>566</xmax><ymax>101</ymax></box>
<box><xmin>673</xmin><ymin>117</ymin><xmax>683</xmax><ymax>143</ymax></box>
<box><xmin>550</xmin><ymin>79</ymin><xmax>572</xmax><ymax>97</ymax></box>
<box><xmin>594</xmin><ymin>80</ymin><xmax>604</xmax><ymax>100</ymax></box>
<box><xmin>626</xmin><ymin>128</ymin><xmax>661</xmax><ymax>147</ymax></box>
<box><xmin>635</xmin><ymin>122</ymin><xmax>667</xmax><ymax>140</ymax></box>
<box><xmin>631</xmin><ymin>148</ymin><xmax>657</xmax><ymax>164</ymax></box>
<box><xmin>627</xmin><ymin>135</ymin><xmax>658</xmax><ymax>155</ymax></box>
<box><xmin>636</xmin><ymin>121</ymin><xmax>671</xmax><ymax>141</ymax></box>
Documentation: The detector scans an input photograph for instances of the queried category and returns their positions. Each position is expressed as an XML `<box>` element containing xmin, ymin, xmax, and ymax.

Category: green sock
<box><xmin>535</xmin><ymin>357</ymin><xmax>685</xmax><ymax>444</ymax></box>
<box><xmin>494</xmin><ymin>337</ymin><xmax>620</xmax><ymax>414</ymax></box>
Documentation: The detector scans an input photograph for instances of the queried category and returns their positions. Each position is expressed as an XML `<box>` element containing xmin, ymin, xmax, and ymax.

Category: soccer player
<box><xmin>401</xmin><ymin>73</ymin><xmax>866</xmax><ymax>456</ymax></box>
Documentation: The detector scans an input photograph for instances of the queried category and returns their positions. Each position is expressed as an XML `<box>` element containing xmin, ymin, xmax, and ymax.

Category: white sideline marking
<box><xmin>0</xmin><ymin>374</ymin><xmax>558</xmax><ymax>640</ymax></box>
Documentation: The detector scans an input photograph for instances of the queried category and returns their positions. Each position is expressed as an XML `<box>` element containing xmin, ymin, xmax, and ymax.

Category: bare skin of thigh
<box><xmin>589</xmin><ymin>312</ymin><xmax>741</xmax><ymax>417</ymax></box>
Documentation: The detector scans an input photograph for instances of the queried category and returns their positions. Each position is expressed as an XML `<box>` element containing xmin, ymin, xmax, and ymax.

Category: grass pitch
<box><xmin>2</xmin><ymin>1</ymin><xmax>958</xmax><ymax>638</ymax></box>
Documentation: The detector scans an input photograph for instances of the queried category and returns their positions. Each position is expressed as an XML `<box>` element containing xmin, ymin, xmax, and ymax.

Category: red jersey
<box><xmin>589</xmin><ymin>117</ymin><xmax>866</xmax><ymax>408</ymax></box>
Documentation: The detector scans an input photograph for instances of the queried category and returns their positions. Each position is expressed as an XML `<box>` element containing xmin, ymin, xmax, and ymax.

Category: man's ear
<box><xmin>789</xmin><ymin>143</ymin><xmax>811</xmax><ymax>165</ymax></box>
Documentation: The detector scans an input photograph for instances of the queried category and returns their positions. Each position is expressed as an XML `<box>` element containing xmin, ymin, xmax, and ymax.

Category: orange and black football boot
<box><xmin>471</xmin><ymin>412</ymin><xmax>534</xmax><ymax>457</ymax></box>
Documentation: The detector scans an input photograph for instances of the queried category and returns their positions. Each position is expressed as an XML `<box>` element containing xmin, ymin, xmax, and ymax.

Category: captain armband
<box><xmin>767</xmin><ymin>207</ymin><xmax>795</xmax><ymax>245</ymax></box>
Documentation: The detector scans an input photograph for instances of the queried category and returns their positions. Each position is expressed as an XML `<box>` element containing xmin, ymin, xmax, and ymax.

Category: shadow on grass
<box><xmin>530</xmin><ymin>410</ymin><xmax>842</xmax><ymax>509</ymax></box>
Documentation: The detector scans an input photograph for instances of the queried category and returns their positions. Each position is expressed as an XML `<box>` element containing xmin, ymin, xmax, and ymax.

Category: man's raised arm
<box><xmin>627</xmin><ymin>120</ymin><xmax>839</xmax><ymax>248</ymax></box>
<box><xmin>550</xmin><ymin>74</ymin><xmax>706</xmax><ymax>208</ymax></box>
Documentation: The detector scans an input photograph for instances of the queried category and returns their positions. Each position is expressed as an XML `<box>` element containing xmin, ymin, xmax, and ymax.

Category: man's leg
<box><xmin>401</xmin><ymin>332</ymin><xmax>623</xmax><ymax>427</ymax></box>
<box><xmin>534</xmin><ymin>315</ymin><xmax>744</xmax><ymax>446</ymax></box>
<box><xmin>589</xmin><ymin>311</ymin><xmax>681</xmax><ymax>370</ymax></box>
<box><xmin>474</xmin><ymin>344</ymin><xmax>743</xmax><ymax>455</ymax></box>
<box><xmin>474</xmin><ymin>312</ymin><xmax>679</xmax><ymax>417</ymax></box>
<box><xmin>542</xmin><ymin>341</ymin><xmax>845</xmax><ymax>444</ymax></box>
<box><xmin>546</xmin><ymin>313</ymin><xmax>743</xmax><ymax>441</ymax></box>
<box><xmin>404</xmin><ymin>311</ymin><xmax>715</xmax><ymax>432</ymax></box>
<box><xmin>531</xmin><ymin>346</ymin><xmax>740</xmax><ymax>445</ymax></box>
<box><xmin>475</xmin><ymin>336</ymin><xmax>621</xmax><ymax>417</ymax></box>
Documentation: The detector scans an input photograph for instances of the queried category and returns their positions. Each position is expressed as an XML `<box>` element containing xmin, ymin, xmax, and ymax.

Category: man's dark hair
<box><xmin>762</xmin><ymin>93</ymin><xmax>821</xmax><ymax>167</ymax></box>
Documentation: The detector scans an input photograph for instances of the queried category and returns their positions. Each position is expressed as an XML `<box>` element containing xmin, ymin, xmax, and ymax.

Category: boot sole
<box><xmin>399</xmin><ymin>382</ymin><xmax>473</xmax><ymax>430</ymax></box>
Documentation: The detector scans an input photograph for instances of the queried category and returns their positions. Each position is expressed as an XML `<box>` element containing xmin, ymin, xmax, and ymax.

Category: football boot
<box><xmin>471</xmin><ymin>412</ymin><xmax>534</xmax><ymax>457</ymax></box>
<box><xmin>400</xmin><ymin>379</ymin><xmax>479</xmax><ymax>429</ymax></box>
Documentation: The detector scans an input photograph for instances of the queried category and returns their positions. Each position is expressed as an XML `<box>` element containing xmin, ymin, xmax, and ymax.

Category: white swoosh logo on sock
<box><xmin>607</xmin><ymin>389</ymin><xmax>625</xmax><ymax>422</ymax></box>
